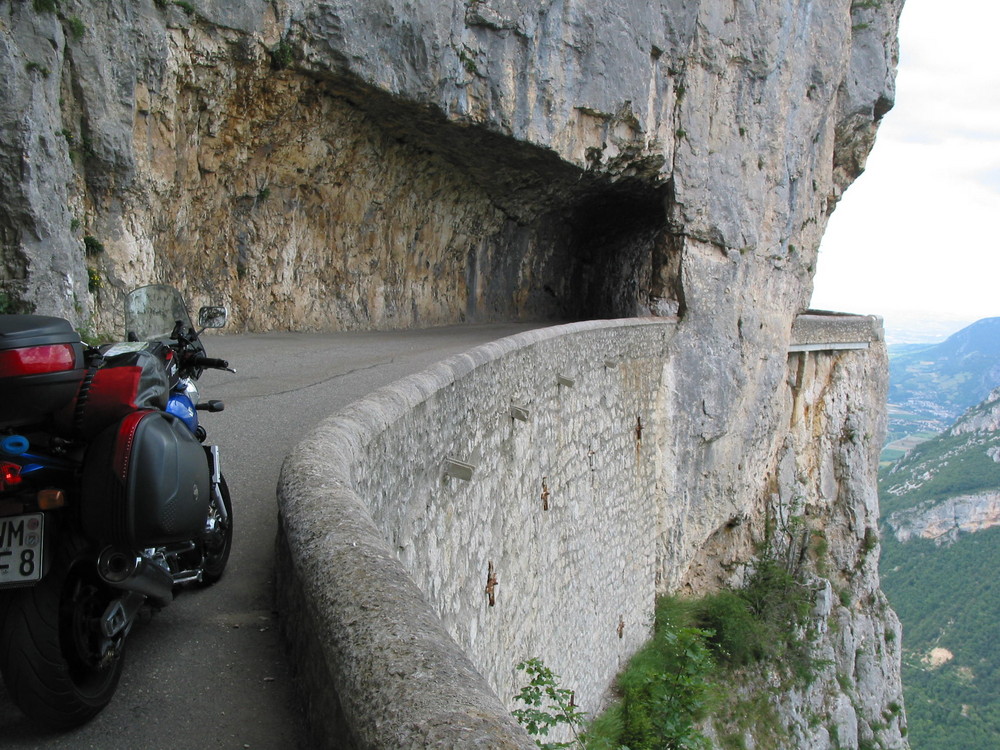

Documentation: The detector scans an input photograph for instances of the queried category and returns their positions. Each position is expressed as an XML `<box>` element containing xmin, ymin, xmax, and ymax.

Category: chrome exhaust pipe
<box><xmin>97</xmin><ymin>548</ymin><xmax>136</xmax><ymax>582</ymax></box>
<box><xmin>97</xmin><ymin>547</ymin><xmax>174</xmax><ymax>605</ymax></box>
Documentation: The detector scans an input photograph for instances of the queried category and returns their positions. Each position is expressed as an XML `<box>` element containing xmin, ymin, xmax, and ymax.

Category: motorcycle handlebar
<box><xmin>190</xmin><ymin>355</ymin><xmax>231</xmax><ymax>370</ymax></box>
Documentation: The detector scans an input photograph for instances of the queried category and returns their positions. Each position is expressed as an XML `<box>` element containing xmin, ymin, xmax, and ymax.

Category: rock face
<box><xmin>1</xmin><ymin>0</ymin><xmax>906</xmax><ymax>746</ymax></box>
<box><xmin>1</xmin><ymin>0</ymin><xmax>900</xmax><ymax>333</ymax></box>
<box><xmin>886</xmin><ymin>493</ymin><xmax>1000</xmax><ymax>544</ymax></box>
<box><xmin>766</xmin><ymin>344</ymin><xmax>906</xmax><ymax>749</ymax></box>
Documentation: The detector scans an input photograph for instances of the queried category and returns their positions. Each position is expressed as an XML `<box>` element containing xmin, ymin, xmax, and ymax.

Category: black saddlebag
<box><xmin>81</xmin><ymin>410</ymin><xmax>210</xmax><ymax>550</ymax></box>
<box><xmin>0</xmin><ymin>315</ymin><xmax>85</xmax><ymax>429</ymax></box>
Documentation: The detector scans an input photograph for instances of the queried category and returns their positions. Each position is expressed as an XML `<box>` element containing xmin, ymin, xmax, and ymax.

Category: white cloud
<box><xmin>812</xmin><ymin>0</ymin><xmax>1000</xmax><ymax>332</ymax></box>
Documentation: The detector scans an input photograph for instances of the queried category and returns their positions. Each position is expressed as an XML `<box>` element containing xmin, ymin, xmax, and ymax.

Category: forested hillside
<box><xmin>880</xmin><ymin>530</ymin><xmax>1000</xmax><ymax>748</ymax></box>
<box><xmin>880</xmin><ymin>383</ymin><xmax>1000</xmax><ymax>748</ymax></box>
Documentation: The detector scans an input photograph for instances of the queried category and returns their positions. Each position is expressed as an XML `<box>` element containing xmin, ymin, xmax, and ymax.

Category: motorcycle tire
<box><xmin>0</xmin><ymin>533</ymin><xmax>125</xmax><ymax>728</ymax></box>
<box><xmin>198</xmin><ymin>474</ymin><xmax>233</xmax><ymax>586</ymax></box>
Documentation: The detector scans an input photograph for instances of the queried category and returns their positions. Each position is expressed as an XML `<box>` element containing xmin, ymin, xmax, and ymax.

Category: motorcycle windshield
<box><xmin>125</xmin><ymin>285</ymin><xmax>199</xmax><ymax>346</ymax></box>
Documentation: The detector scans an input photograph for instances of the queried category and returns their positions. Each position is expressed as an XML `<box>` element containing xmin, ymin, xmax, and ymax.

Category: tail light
<box><xmin>0</xmin><ymin>344</ymin><xmax>77</xmax><ymax>377</ymax></box>
<box><xmin>1</xmin><ymin>462</ymin><xmax>22</xmax><ymax>490</ymax></box>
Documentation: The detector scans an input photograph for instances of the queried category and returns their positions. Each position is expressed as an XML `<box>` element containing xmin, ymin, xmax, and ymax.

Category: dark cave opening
<box><xmin>562</xmin><ymin>183</ymin><xmax>672</xmax><ymax>320</ymax></box>
<box><xmin>323</xmin><ymin>75</ymin><xmax>681</xmax><ymax>325</ymax></box>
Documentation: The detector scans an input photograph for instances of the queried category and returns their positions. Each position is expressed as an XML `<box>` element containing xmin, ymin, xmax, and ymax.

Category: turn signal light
<box><xmin>0</xmin><ymin>344</ymin><xmax>76</xmax><ymax>377</ymax></box>
<box><xmin>1</xmin><ymin>462</ymin><xmax>22</xmax><ymax>490</ymax></box>
<box><xmin>37</xmin><ymin>489</ymin><xmax>66</xmax><ymax>510</ymax></box>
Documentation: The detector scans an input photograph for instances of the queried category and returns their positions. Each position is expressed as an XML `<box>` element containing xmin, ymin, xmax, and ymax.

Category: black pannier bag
<box><xmin>0</xmin><ymin>315</ymin><xmax>85</xmax><ymax>429</ymax></box>
<box><xmin>81</xmin><ymin>410</ymin><xmax>210</xmax><ymax>550</ymax></box>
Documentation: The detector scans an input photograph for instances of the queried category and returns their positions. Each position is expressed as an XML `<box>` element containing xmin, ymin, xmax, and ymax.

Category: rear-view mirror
<box><xmin>198</xmin><ymin>306</ymin><xmax>228</xmax><ymax>329</ymax></box>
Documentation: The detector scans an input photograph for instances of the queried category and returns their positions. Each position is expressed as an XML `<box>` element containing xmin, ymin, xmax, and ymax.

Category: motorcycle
<box><xmin>0</xmin><ymin>285</ymin><xmax>234</xmax><ymax>727</ymax></box>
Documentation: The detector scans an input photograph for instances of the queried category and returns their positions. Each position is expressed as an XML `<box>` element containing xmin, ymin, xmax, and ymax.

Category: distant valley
<box><xmin>879</xmin><ymin>317</ymin><xmax>1000</xmax><ymax>749</ymax></box>
<box><xmin>880</xmin><ymin>310</ymin><xmax>977</xmax><ymax>346</ymax></box>
<box><xmin>883</xmin><ymin>317</ymin><xmax>1000</xmax><ymax>463</ymax></box>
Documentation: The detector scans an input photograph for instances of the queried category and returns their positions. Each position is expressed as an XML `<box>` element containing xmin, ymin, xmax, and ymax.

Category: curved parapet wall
<box><xmin>276</xmin><ymin>318</ymin><xmax>677</xmax><ymax>748</ymax></box>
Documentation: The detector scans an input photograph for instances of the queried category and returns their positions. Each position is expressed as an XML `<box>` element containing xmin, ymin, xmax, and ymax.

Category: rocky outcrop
<box><xmin>948</xmin><ymin>386</ymin><xmax>1000</xmax><ymax>436</ymax></box>
<box><xmin>882</xmin><ymin>386</ymin><xmax>1000</xmax><ymax>545</ymax></box>
<box><xmin>883</xmin><ymin>387</ymin><xmax>1000</xmax><ymax>544</ymax></box>
<box><xmin>2</xmin><ymin>1</ymin><xmax>906</xmax><ymax>747</ymax></box>
<box><xmin>1</xmin><ymin>0</ymin><xmax>900</xmax><ymax>334</ymax></box>
<box><xmin>886</xmin><ymin>493</ymin><xmax>1000</xmax><ymax>544</ymax></box>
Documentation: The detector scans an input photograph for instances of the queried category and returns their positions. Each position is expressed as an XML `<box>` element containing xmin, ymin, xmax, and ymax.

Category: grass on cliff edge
<box><xmin>518</xmin><ymin>560</ymin><xmax>816</xmax><ymax>749</ymax></box>
<box><xmin>589</xmin><ymin>575</ymin><xmax>813</xmax><ymax>748</ymax></box>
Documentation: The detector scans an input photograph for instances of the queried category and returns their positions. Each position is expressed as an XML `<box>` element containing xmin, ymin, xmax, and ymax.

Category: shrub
<box><xmin>68</xmin><ymin>16</ymin><xmax>86</xmax><ymax>39</ymax></box>
<box><xmin>87</xmin><ymin>266</ymin><xmax>101</xmax><ymax>293</ymax></box>
<box><xmin>271</xmin><ymin>40</ymin><xmax>294</xmax><ymax>70</ymax></box>
<box><xmin>25</xmin><ymin>61</ymin><xmax>50</xmax><ymax>77</ymax></box>
<box><xmin>583</xmin><ymin>598</ymin><xmax>715</xmax><ymax>750</ymax></box>
<box><xmin>513</xmin><ymin>658</ymin><xmax>587</xmax><ymax>749</ymax></box>
<box><xmin>83</xmin><ymin>235</ymin><xmax>105</xmax><ymax>256</ymax></box>
<box><xmin>742</xmin><ymin>558</ymin><xmax>807</xmax><ymax>620</ymax></box>
<box><xmin>617</xmin><ymin>619</ymin><xmax>714</xmax><ymax>750</ymax></box>
<box><xmin>583</xmin><ymin>550</ymin><xmax>823</xmax><ymax>748</ymax></box>
<box><xmin>690</xmin><ymin>591</ymin><xmax>767</xmax><ymax>667</ymax></box>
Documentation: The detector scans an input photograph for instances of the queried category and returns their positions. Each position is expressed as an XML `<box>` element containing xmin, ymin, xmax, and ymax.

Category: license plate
<box><xmin>0</xmin><ymin>513</ymin><xmax>44</xmax><ymax>585</ymax></box>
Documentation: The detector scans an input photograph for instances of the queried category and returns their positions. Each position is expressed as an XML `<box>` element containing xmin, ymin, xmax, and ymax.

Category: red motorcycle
<box><xmin>0</xmin><ymin>285</ymin><xmax>234</xmax><ymax>727</ymax></box>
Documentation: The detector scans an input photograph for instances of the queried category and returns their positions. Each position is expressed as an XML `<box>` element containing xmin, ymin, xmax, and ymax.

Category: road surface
<box><xmin>0</xmin><ymin>324</ymin><xmax>537</xmax><ymax>749</ymax></box>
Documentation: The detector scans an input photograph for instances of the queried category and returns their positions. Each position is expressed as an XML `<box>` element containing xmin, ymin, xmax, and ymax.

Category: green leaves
<box><xmin>881</xmin><ymin>528</ymin><xmax>1000</xmax><ymax>748</ymax></box>
<box><xmin>613</xmin><ymin>616</ymin><xmax>715</xmax><ymax>750</ymax></box>
<box><xmin>513</xmin><ymin>658</ymin><xmax>587</xmax><ymax>750</ymax></box>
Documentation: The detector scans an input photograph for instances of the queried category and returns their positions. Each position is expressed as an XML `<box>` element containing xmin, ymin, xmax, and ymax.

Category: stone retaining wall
<box><xmin>274</xmin><ymin>312</ymin><xmax>890</xmax><ymax>747</ymax></box>
<box><xmin>276</xmin><ymin>318</ymin><xmax>677</xmax><ymax>747</ymax></box>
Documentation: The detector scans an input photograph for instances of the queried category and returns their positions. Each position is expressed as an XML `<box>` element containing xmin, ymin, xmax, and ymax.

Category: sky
<box><xmin>810</xmin><ymin>0</ymin><xmax>1000</xmax><ymax>343</ymax></box>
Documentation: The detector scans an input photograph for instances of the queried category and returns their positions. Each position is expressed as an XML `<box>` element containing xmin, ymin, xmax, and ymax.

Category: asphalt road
<box><xmin>0</xmin><ymin>323</ymin><xmax>537</xmax><ymax>749</ymax></box>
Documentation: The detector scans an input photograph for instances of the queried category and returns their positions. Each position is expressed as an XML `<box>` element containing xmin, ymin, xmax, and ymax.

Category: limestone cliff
<box><xmin>883</xmin><ymin>386</ymin><xmax>1000</xmax><ymax>546</ymax></box>
<box><xmin>1</xmin><ymin>0</ymin><xmax>906</xmax><ymax>747</ymax></box>
<box><xmin>1</xmin><ymin>0</ymin><xmax>899</xmax><ymax>333</ymax></box>
<box><xmin>887</xmin><ymin>492</ymin><xmax>1000</xmax><ymax>544</ymax></box>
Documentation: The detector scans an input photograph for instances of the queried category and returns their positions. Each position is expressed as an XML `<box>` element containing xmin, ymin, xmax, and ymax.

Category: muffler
<box><xmin>97</xmin><ymin>547</ymin><xmax>174</xmax><ymax>606</ymax></box>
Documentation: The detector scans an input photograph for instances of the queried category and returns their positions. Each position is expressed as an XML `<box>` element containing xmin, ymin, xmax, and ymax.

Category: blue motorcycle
<box><xmin>0</xmin><ymin>285</ymin><xmax>234</xmax><ymax>727</ymax></box>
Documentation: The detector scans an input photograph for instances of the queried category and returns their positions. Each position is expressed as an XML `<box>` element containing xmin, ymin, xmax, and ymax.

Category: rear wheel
<box><xmin>0</xmin><ymin>534</ymin><xmax>125</xmax><ymax>727</ymax></box>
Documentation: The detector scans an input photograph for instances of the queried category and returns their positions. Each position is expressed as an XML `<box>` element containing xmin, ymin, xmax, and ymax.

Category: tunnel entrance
<box><xmin>127</xmin><ymin>59</ymin><xmax>684</xmax><ymax>331</ymax></box>
<box><xmin>562</xmin><ymin>183</ymin><xmax>673</xmax><ymax>320</ymax></box>
<box><xmin>340</xmin><ymin>80</ymin><xmax>682</xmax><ymax>324</ymax></box>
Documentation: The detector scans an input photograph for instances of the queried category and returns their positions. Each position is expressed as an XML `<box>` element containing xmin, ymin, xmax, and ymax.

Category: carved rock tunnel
<box><xmin>3</xmin><ymin>38</ymin><xmax>687</xmax><ymax>332</ymax></box>
<box><xmin>349</xmin><ymin>82</ymin><xmax>681</xmax><ymax>324</ymax></box>
<box><xmin>186</xmin><ymin>67</ymin><xmax>685</xmax><ymax>330</ymax></box>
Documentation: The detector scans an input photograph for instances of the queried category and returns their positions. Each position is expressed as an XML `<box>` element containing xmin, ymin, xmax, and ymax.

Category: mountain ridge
<box><xmin>885</xmin><ymin>318</ymin><xmax>1000</xmax><ymax>457</ymax></box>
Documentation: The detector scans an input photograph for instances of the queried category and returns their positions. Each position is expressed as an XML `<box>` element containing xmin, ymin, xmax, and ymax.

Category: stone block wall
<box><xmin>277</xmin><ymin>318</ymin><xmax>678</xmax><ymax>747</ymax></box>
<box><xmin>275</xmin><ymin>312</ymin><xmax>906</xmax><ymax>749</ymax></box>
